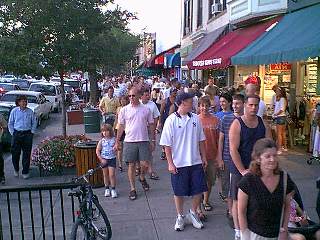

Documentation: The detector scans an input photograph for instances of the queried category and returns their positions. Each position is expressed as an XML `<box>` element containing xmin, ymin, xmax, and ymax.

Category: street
<box><xmin>0</xmin><ymin>112</ymin><xmax>319</xmax><ymax>240</ymax></box>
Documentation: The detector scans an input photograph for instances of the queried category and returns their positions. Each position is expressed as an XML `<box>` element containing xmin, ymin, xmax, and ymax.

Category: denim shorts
<box><xmin>274</xmin><ymin>116</ymin><xmax>286</xmax><ymax>125</ymax></box>
<box><xmin>104</xmin><ymin>158</ymin><xmax>116</xmax><ymax>168</ymax></box>
<box><xmin>171</xmin><ymin>164</ymin><xmax>208</xmax><ymax>197</ymax></box>
<box><xmin>230</xmin><ymin>173</ymin><xmax>242</xmax><ymax>200</ymax></box>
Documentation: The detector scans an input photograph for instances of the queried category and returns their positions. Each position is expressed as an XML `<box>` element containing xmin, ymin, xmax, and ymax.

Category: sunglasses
<box><xmin>128</xmin><ymin>95</ymin><xmax>136</xmax><ymax>97</ymax></box>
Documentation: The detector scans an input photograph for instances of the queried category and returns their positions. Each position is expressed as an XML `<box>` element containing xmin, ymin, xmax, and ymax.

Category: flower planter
<box><xmin>32</xmin><ymin>135</ymin><xmax>91</xmax><ymax>176</ymax></box>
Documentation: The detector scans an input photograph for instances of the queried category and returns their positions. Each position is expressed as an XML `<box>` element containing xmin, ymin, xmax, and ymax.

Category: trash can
<box><xmin>74</xmin><ymin>141</ymin><xmax>104</xmax><ymax>188</ymax></box>
<box><xmin>83</xmin><ymin>108</ymin><xmax>101</xmax><ymax>133</ymax></box>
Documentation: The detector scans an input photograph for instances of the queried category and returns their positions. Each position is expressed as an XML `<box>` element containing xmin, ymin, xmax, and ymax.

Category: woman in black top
<box><xmin>238</xmin><ymin>138</ymin><xmax>295</xmax><ymax>240</ymax></box>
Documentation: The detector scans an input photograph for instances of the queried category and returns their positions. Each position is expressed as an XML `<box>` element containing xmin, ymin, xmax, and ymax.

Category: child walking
<box><xmin>96</xmin><ymin>124</ymin><xmax>118</xmax><ymax>198</ymax></box>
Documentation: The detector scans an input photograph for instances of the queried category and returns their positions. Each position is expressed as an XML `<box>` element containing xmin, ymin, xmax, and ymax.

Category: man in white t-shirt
<box><xmin>141</xmin><ymin>88</ymin><xmax>161</xmax><ymax>180</ymax></box>
<box><xmin>245</xmin><ymin>83</ymin><xmax>266</xmax><ymax>118</ymax></box>
<box><xmin>160</xmin><ymin>92</ymin><xmax>208</xmax><ymax>231</ymax></box>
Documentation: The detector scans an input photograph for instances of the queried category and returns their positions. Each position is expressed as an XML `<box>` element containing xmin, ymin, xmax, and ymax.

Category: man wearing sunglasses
<box><xmin>115</xmin><ymin>87</ymin><xmax>155</xmax><ymax>200</ymax></box>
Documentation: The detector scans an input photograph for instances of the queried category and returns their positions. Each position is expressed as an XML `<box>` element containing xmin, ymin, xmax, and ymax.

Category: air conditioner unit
<box><xmin>211</xmin><ymin>3</ymin><xmax>222</xmax><ymax>14</ymax></box>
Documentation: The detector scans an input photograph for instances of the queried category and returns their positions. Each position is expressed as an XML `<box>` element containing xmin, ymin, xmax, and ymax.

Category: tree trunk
<box><xmin>59</xmin><ymin>70</ymin><xmax>67</xmax><ymax>138</ymax></box>
<box><xmin>88</xmin><ymin>69</ymin><xmax>99</xmax><ymax>105</ymax></box>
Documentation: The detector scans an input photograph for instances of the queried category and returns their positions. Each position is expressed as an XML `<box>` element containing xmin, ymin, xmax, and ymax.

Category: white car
<box><xmin>0</xmin><ymin>75</ymin><xmax>16</xmax><ymax>82</ymax></box>
<box><xmin>0</xmin><ymin>90</ymin><xmax>53</xmax><ymax>126</ymax></box>
<box><xmin>28</xmin><ymin>81</ymin><xmax>62</xmax><ymax>112</ymax></box>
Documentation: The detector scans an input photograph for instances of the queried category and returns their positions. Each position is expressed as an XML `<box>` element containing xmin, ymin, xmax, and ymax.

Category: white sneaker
<box><xmin>104</xmin><ymin>188</ymin><xmax>111</xmax><ymax>197</ymax></box>
<box><xmin>22</xmin><ymin>173</ymin><xmax>30</xmax><ymax>179</ymax></box>
<box><xmin>174</xmin><ymin>215</ymin><xmax>185</xmax><ymax>231</ymax></box>
<box><xmin>111</xmin><ymin>189</ymin><xmax>118</xmax><ymax>198</ymax></box>
<box><xmin>186</xmin><ymin>209</ymin><xmax>204</xmax><ymax>229</ymax></box>
<box><xmin>14</xmin><ymin>170</ymin><xmax>19</xmax><ymax>177</ymax></box>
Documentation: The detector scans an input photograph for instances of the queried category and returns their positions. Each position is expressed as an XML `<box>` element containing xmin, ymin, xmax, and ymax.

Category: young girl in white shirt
<box><xmin>96</xmin><ymin>124</ymin><xmax>118</xmax><ymax>198</ymax></box>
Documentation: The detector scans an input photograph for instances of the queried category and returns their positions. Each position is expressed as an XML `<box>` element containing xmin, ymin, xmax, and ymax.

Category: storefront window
<box><xmin>264</xmin><ymin>63</ymin><xmax>291</xmax><ymax>105</ymax></box>
<box><xmin>303</xmin><ymin>57</ymin><xmax>319</xmax><ymax>95</ymax></box>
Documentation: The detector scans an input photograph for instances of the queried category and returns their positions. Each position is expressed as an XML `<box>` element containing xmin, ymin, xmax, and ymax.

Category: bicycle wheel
<box><xmin>70</xmin><ymin>218</ymin><xmax>88</xmax><ymax>240</ymax></box>
<box><xmin>91</xmin><ymin>198</ymin><xmax>112</xmax><ymax>240</ymax></box>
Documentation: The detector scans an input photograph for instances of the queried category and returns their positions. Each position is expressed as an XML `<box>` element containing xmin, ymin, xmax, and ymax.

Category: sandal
<box><xmin>149</xmin><ymin>172</ymin><xmax>160</xmax><ymax>180</ymax></box>
<box><xmin>139</xmin><ymin>178</ymin><xmax>150</xmax><ymax>191</ymax></box>
<box><xmin>160</xmin><ymin>152</ymin><xmax>166</xmax><ymax>161</ymax></box>
<box><xmin>135</xmin><ymin>167</ymin><xmax>141</xmax><ymax>176</ymax></box>
<box><xmin>203</xmin><ymin>202</ymin><xmax>213</xmax><ymax>211</ymax></box>
<box><xmin>129</xmin><ymin>190</ymin><xmax>137</xmax><ymax>200</ymax></box>
<box><xmin>119</xmin><ymin>166</ymin><xmax>123</xmax><ymax>172</ymax></box>
<box><xmin>219</xmin><ymin>192</ymin><xmax>227</xmax><ymax>202</ymax></box>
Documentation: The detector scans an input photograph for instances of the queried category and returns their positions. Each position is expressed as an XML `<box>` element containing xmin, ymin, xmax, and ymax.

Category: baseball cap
<box><xmin>175</xmin><ymin>92</ymin><xmax>194</xmax><ymax>106</ymax></box>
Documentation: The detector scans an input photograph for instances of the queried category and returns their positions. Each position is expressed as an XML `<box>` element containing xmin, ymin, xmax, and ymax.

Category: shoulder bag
<box><xmin>279</xmin><ymin>171</ymin><xmax>289</xmax><ymax>240</ymax></box>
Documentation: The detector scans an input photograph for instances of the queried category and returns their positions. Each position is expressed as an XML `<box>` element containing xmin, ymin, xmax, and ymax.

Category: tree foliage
<box><xmin>0</xmin><ymin>0</ymin><xmax>140</xmax><ymax>136</ymax></box>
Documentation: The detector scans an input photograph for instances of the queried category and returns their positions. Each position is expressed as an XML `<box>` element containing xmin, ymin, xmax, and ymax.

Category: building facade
<box><xmin>180</xmin><ymin>0</ymin><xmax>319</xmax><ymax>89</ymax></box>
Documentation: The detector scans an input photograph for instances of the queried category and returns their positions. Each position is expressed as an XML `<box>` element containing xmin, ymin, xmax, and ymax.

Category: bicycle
<box><xmin>69</xmin><ymin>165</ymin><xmax>112</xmax><ymax>240</ymax></box>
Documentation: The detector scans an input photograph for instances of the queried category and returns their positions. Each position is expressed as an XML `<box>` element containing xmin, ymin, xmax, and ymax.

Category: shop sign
<box><xmin>269</xmin><ymin>63</ymin><xmax>291</xmax><ymax>72</ymax></box>
<box><xmin>192</xmin><ymin>58</ymin><xmax>222</xmax><ymax>67</ymax></box>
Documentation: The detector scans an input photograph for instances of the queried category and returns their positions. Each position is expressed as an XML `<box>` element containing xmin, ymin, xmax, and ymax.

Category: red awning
<box><xmin>187</xmin><ymin>17</ymin><xmax>282</xmax><ymax>70</ymax></box>
<box><xmin>144</xmin><ymin>44</ymin><xmax>180</xmax><ymax>68</ymax></box>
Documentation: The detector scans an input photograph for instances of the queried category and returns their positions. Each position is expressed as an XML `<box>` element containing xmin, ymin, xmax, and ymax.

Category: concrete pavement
<box><xmin>0</xmin><ymin>112</ymin><xmax>319</xmax><ymax>240</ymax></box>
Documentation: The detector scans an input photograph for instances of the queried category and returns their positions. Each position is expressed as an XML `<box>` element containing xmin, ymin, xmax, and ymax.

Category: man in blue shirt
<box><xmin>8</xmin><ymin>95</ymin><xmax>37</xmax><ymax>179</ymax></box>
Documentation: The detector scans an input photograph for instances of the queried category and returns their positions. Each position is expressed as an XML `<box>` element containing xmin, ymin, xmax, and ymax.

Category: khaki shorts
<box><xmin>205</xmin><ymin>160</ymin><xmax>217</xmax><ymax>186</ymax></box>
<box><xmin>123</xmin><ymin>141</ymin><xmax>151</xmax><ymax>163</ymax></box>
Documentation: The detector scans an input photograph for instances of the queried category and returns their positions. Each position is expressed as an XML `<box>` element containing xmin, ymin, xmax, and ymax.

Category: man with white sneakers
<box><xmin>160</xmin><ymin>92</ymin><xmax>208</xmax><ymax>231</ymax></box>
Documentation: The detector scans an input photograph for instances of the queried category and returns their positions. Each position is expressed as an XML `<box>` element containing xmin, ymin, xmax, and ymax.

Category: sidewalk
<box><xmin>1</xmin><ymin>114</ymin><xmax>319</xmax><ymax>239</ymax></box>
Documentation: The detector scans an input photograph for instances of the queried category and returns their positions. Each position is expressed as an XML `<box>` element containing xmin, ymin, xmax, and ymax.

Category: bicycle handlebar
<box><xmin>72</xmin><ymin>163</ymin><xmax>107</xmax><ymax>184</ymax></box>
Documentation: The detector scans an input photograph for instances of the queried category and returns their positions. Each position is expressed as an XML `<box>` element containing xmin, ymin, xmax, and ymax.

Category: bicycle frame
<box><xmin>70</xmin><ymin>166</ymin><xmax>105</xmax><ymax>239</ymax></box>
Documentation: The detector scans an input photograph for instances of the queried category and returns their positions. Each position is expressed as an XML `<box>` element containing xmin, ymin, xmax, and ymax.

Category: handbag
<box><xmin>278</xmin><ymin>171</ymin><xmax>289</xmax><ymax>240</ymax></box>
<box><xmin>285</xmin><ymin>111</ymin><xmax>294</xmax><ymax>125</ymax></box>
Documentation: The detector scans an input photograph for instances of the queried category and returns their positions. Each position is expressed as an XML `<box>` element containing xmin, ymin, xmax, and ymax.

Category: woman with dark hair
<box><xmin>238</xmin><ymin>138</ymin><xmax>295</xmax><ymax>240</ymax></box>
<box><xmin>273</xmin><ymin>87</ymin><xmax>288</xmax><ymax>154</ymax></box>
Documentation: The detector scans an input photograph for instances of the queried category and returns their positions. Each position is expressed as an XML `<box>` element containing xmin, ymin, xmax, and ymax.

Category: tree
<box><xmin>0</xmin><ymin>0</ymin><xmax>140</xmax><ymax>137</ymax></box>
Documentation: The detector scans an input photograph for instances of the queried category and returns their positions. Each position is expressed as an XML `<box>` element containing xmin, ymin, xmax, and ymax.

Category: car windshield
<box><xmin>12</xmin><ymin>80</ymin><xmax>29</xmax><ymax>89</ymax></box>
<box><xmin>0</xmin><ymin>84</ymin><xmax>14</xmax><ymax>91</ymax></box>
<box><xmin>3</xmin><ymin>75</ymin><xmax>14</xmax><ymax>79</ymax></box>
<box><xmin>0</xmin><ymin>94</ymin><xmax>38</xmax><ymax>103</ymax></box>
<box><xmin>64</xmin><ymin>85</ymin><xmax>73</xmax><ymax>92</ymax></box>
<box><xmin>0</xmin><ymin>107</ymin><xmax>11</xmax><ymax>120</ymax></box>
<box><xmin>64</xmin><ymin>80</ymin><xmax>80</xmax><ymax>88</ymax></box>
<box><xmin>29</xmin><ymin>84</ymin><xmax>56</xmax><ymax>96</ymax></box>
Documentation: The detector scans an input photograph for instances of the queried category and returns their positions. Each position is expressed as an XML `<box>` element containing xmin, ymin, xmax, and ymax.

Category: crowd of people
<box><xmin>95</xmin><ymin>75</ymin><xmax>320</xmax><ymax>240</ymax></box>
<box><xmin>0</xmin><ymin>73</ymin><xmax>318</xmax><ymax>240</ymax></box>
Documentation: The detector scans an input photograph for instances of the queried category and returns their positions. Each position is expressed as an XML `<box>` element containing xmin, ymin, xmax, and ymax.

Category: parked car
<box><xmin>0</xmin><ymin>83</ymin><xmax>21</xmax><ymax>96</ymax></box>
<box><xmin>11</xmin><ymin>78</ymin><xmax>30</xmax><ymax>90</ymax></box>
<box><xmin>28</xmin><ymin>82</ymin><xmax>62</xmax><ymax>112</ymax></box>
<box><xmin>0</xmin><ymin>104</ymin><xmax>13</xmax><ymax>150</ymax></box>
<box><xmin>0</xmin><ymin>75</ymin><xmax>16</xmax><ymax>82</ymax></box>
<box><xmin>0</xmin><ymin>90</ymin><xmax>52</xmax><ymax>126</ymax></box>
<box><xmin>64</xmin><ymin>79</ymin><xmax>82</xmax><ymax>95</ymax></box>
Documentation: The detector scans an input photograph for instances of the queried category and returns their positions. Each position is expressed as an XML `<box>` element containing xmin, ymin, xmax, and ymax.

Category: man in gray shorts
<box><xmin>116</xmin><ymin>87</ymin><xmax>155</xmax><ymax>200</ymax></box>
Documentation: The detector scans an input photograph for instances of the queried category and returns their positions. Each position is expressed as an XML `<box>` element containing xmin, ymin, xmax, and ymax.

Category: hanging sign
<box><xmin>269</xmin><ymin>63</ymin><xmax>291</xmax><ymax>73</ymax></box>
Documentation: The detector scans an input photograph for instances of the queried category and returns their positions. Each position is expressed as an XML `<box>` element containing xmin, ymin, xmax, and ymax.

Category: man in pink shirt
<box><xmin>116</xmin><ymin>87</ymin><xmax>155</xmax><ymax>200</ymax></box>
